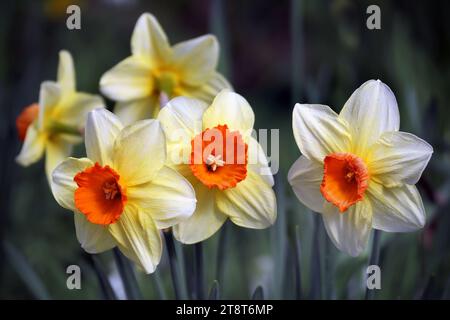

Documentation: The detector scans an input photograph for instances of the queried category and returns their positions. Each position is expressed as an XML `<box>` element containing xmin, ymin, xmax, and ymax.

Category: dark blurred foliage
<box><xmin>0</xmin><ymin>0</ymin><xmax>449</xmax><ymax>299</ymax></box>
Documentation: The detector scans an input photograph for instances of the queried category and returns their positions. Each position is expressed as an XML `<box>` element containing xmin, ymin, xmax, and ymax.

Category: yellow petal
<box><xmin>108</xmin><ymin>204</ymin><xmax>162</xmax><ymax>274</ymax></box>
<box><xmin>339</xmin><ymin>79</ymin><xmax>400</xmax><ymax>156</ymax></box>
<box><xmin>114</xmin><ymin>96</ymin><xmax>159</xmax><ymax>126</ymax></box>
<box><xmin>368</xmin><ymin>181</ymin><xmax>425</xmax><ymax>232</ymax></box>
<box><xmin>292</xmin><ymin>103</ymin><xmax>351</xmax><ymax>163</ymax></box>
<box><xmin>16</xmin><ymin>125</ymin><xmax>46</xmax><ymax>167</ymax></box>
<box><xmin>217</xmin><ymin>170</ymin><xmax>276</xmax><ymax>229</ymax></box>
<box><xmin>57</xmin><ymin>50</ymin><xmax>76</xmax><ymax>92</ymax></box>
<box><xmin>55</xmin><ymin>92</ymin><xmax>104</xmax><ymax>128</ymax></box>
<box><xmin>85</xmin><ymin>109</ymin><xmax>123</xmax><ymax>166</ymax></box>
<box><xmin>100</xmin><ymin>56</ymin><xmax>153</xmax><ymax>102</ymax></box>
<box><xmin>50</xmin><ymin>157</ymin><xmax>93</xmax><ymax>211</ymax></box>
<box><xmin>368</xmin><ymin>131</ymin><xmax>433</xmax><ymax>187</ymax></box>
<box><xmin>321</xmin><ymin>199</ymin><xmax>372</xmax><ymax>256</ymax></box>
<box><xmin>202</xmin><ymin>90</ymin><xmax>255</xmax><ymax>134</ymax></box>
<box><xmin>288</xmin><ymin>155</ymin><xmax>324</xmax><ymax>213</ymax></box>
<box><xmin>45</xmin><ymin>137</ymin><xmax>73</xmax><ymax>184</ymax></box>
<box><xmin>74</xmin><ymin>212</ymin><xmax>116</xmax><ymax>254</ymax></box>
<box><xmin>171</xmin><ymin>35</ymin><xmax>218</xmax><ymax>86</ymax></box>
<box><xmin>183</xmin><ymin>72</ymin><xmax>232</xmax><ymax>102</ymax></box>
<box><xmin>38</xmin><ymin>81</ymin><xmax>61</xmax><ymax>130</ymax></box>
<box><xmin>113</xmin><ymin>119</ymin><xmax>166</xmax><ymax>186</ymax></box>
<box><xmin>131</xmin><ymin>13</ymin><xmax>171</xmax><ymax>65</ymax></box>
<box><xmin>127</xmin><ymin>166</ymin><xmax>196</xmax><ymax>229</ymax></box>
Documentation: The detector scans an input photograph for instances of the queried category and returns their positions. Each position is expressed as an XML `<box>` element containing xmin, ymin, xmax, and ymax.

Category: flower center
<box><xmin>189</xmin><ymin>124</ymin><xmax>248</xmax><ymax>190</ymax></box>
<box><xmin>16</xmin><ymin>103</ymin><xmax>39</xmax><ymax>141</ymax></box>
<box><xmin>320</xmin><ymin>152</ymin><xmax>369</xmax><ymax>212</ymax></box>
<box><xmin>155</xmin><ymin>71</ymin><xmax>179</xmax><ymax>97</ymax></box>
<box><xmin>74</xmin><ymin>163</ymin><xmax>127</xmax><ymax>225</ymax></box>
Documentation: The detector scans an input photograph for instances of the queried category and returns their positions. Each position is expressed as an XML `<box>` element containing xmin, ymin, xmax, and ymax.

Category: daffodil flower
<box><xmin>16</xmin><ymin>50</ymin><xmax>104</xmax><ymax>182</ymax></box>
<box><xmin>288</xmin><ymin>80</ymin><xmax>433</xmax><ymax>256</ymax></box>
<box><xmin>158</xmin><ymin>91</ymin><xmax>277</xmax><ymax>244</ymax></box>
<box><xmin>100</xmin><ymin>13</ymin><xmax>231</xmax><ymax>125</ymax></box>
<box><xmin>50</xmin><ymin>109</ymin><xmax>196</xmax><ymax>273</ymax></box>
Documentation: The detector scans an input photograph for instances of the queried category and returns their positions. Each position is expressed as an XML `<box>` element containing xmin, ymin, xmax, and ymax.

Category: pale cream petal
<box><xmin>339</xmin><ymin>80</ymin><xmax>400</xmax><ymax>156</ymax></box>
<box><xmin>16</xmin><ymin>125</ymin><xmax>46</xmax><ymax>166</ymax></box>
<box><xmin>288</xmin><ymin>155</ymin><xmax>324</xmax><ymax>213</ymax></box>
<box><xmin>202</xmin><ymin>90</ymin><xmax>255</xmax><ymax>134</ymax></box>
<box><xmin>131</xmin><ymin>13</ymin><xmax>171</xmax><ymax>64</ymax></box>
<box><xmin>217</xmin><ymin>170</ymin><xmax>276</xmax><ymax>229</ymax></box>
<box><xmin>50</xmin><ymin>157</ymin><xmax>93</xmax><ymax>211</ymax></box>
<box><xmin>183</xmin><ymin>72</ymin><xmax>232</xmax><ymax>102</ymax></box>
<box><xmin>57</xmin><ymin>50</ymin><xmax>76</xmax><ymax>92</ymax></box>
<box><xmin>292</xmin><ymin>103</ymin><xmax>351</xmax><ymax>163</ymax></box>
<box><xmin>45</xmin><ymin>138</ymin><xmax>73</xmax><ymax>183</ymax></box>
<box><xmin>321</xmin><ymin>199</ymin><xmax>372</xmax><ymax>256</ymax></box>
<box><xmin>113</xmin><ymin>119</ymin><xmax>166</xmax><ymax>186</ymax></box>
<box><xmin>173</xmin><ymin>175</ymin><xmax>227</xmax><ymax>244</ymax></box>
<box><xmin>368</xmin><ymin>131</ymin><xmax>433</xmax><ymax>187</ymax></box>
<box><xmin>55</xmin><ymin>93</ymin><xmax>105</xmax><ymax>128</ymax></box>
<box><xmin>248</xmin><ymin>136</ymin><xmax>274</xmax><ymax>186</ymax></box>
<box><xmin>100</xmin><ymin>56</ymin><xmax>153</xmax><ymax>102</ymax></box>
<box><xmin>127</xmin><ymin>166</ymin><xmax>196</xmax><ymax>229</ymax></box>
<box><xmin>114</xmin><ymin>96</ymin><xmax>159</xmax><ymax>126</ymax></box>
<box><xmin>368</xmin><ymin>182</ymin><xmax>426</xmax><ymax>232</ymax></box>
<box><xmin>172</xmin><ymin>35</ymin><xmax>218</xmax><ymax>86</ymax></box>
<box><xmin>74</xmin><ymin>212</ymin><xmax>116</xmax><ymax>254</ymax></box>
<box><xmin>85</xmin><ymin>108</ymin><xmax>123</xmax><ymax>166</ymax></box>
<box><xmin>108</xmin><ymin>204</ymin><xmax>162</xmax><ymax>274</ymax></box>
<box><xmin>38</xmin><ymin>81</ymin><xmax>61</xmax><ymax>129</ymax></box>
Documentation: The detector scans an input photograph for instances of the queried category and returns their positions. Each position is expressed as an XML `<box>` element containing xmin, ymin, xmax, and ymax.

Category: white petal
<box><xmin>50</xmin><ymin>157</ymin><xmax>94</xmax><ymax>211</ymax></box>
<box><xmin>56</xmin><ymin>93</ymin><xmax>105</xmax><ymax>128</ymax></box>
<box><xmin>108</xmin><ymin>204</ymin><xmax>163</xmax><ymax>274</ymax></box>
<box><xmin>339</xmin><ymin>80</ymin><xmax>400</xmax><ymax>156</ymax></box>
<box><xmin>57</xmin><ymin>50</ymin><xmax>76</xmax><ymax>92</ymax></box>
<box><xmin>172</xmin><ymin>35</ymin><xmax>218</xmax><ymax>86</ymax></box>
<box><xmin>113</xmin><ymin>119</ymin><xmax>166</xmax><ymax>186</ymax></box>
<box><xmin>38</xmin><ymin>81</ymin><xmax>61</xmax><ymax>129</ymax></box>
<box><xmin>248</xmin><ymin>136</ymin><xmax>274</xmax><ymax>186</ymax></box>
<box><xmin>292</xmin><ymin>103</ymin><xmax>351</xmax><ymax>163</ymax></box>
<box><xmin>288</xmin><ymin>156</ymin><xmax>324</xmax><ymax>213</ymax></box>
<box><xmin>131</xmin><ymin>13</ymin><xmax>171</xmax><ymax>64</ymax></box>
<box><xmin>368</xmin><ymin>131</ymin><xmax>433</xmax><ymax>187</ymax></box>
<box><xmin>100</xmin><ymin>56</ymin><xmax>153</xmax><ymax>102</ymax></box>
<box><xmin>114</xmin><ymin>96</ymin><xmax>159</xmax><ymax>126</ymax></box>
<box><xmin>85</xmin><ymin>109</ymin><xmax>123</xmax><ymax>166</ymax></box>
<box><xmin>185</xmin><ymin>72</ymin><xmax>232</xmax><ymax>102</ymax></box>
<box><xmin>322</xmin><ymin>200</ymin><xmax>372</xmax><ymax>256</ymax></box>
<box><xmin>127</xmin><ymin>166</ymin><xmax>196</xmax><ymax>229</ymax></box>
<box><xmin>368</xmin><ymin>182</ymin><xmax>426</xmax><ymax>232</ymax></box>
<box><xmin>45</xmin><ymin>138</ymin><xmax>73</xmax><ymax>183</ymax></box>
<box><xmin>217</xmin><ymin>170</ymin><xmax>277</xmax><ymax>229</ymax></box>
<box><xmin>74</xmin><ymin>213</ymin><xmax>116</xmax><ymax>254</ymax></box>
<box><xmin>16</xmin><ymin>125</ymin><xmax>46</xmax><ymax>167</ymax></box>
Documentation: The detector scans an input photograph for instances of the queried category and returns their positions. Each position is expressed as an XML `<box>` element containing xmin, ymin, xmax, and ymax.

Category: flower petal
<box><xmin>368</xmin><ymin>131</ymin><xmax>433</xmax><ymax>187</ymax></box>
<box><xmin>100</xmin><ymin>56</ymin><xmax>153</xmax><ymax>102</ymax></box>
<box><xmin>16</xmin><ymin>125</ymin><xmax>46</xmax><ymax>167</ymax></box>
<box><xmin>74</xmin><ymin>212</ymin><xmax>116</xmax><ymax>254</ymax></box>
<box><xmin>113</xmin><ymin>119</ymin><xmax>166</xmax><ymax>186</ymax></box>
<box><xmin>292</xmin><ymin>103</ymin><xmax>351</xmax><ymax>163</ymax></box>
<box><xmin>56</xmin><ymin>93</ymin><xmax>105</xmax><ymax>128</ymax></box>
<box><xmin>114</xmin><ymin>96</ymin><xmax>159</xmax><ymax>126</ymax></box>
<box><xmin>202</xmin><ymin>90</ymin><xmax>255</xmax><ymax>134</ymax></box>
<box><xmin>217</xmin><ymin>170</ymin><xmax>276</xmax><ymax>228</ymax></box>
<box><xmin>57</xmin><ymin>50</ymin><xmax>76</xmax><ymax>92</ymax></box>
<box><xmin>85</xmin><ymin>109</ymin><xmax>123</xmax><ymax>166</ymax></box>
<box><xmin>339</xmin><ymin>80</ymin><xmax>400</xmax><ymax>156</ymax></box>
<box><xmin>45</xmin><ymin>137</ymin><xmax>73</xmax><ymax>183</ymax></box>
<box><xmin>173</xmin><ymin>176</ymin><xmax>227</xmax><ymax>244</ymax></box>
<box><xmin>368</xmin><ymin>182</ymin><xmax>426</xmax><ymax>232</ymax></box>
<box><xmin>322</xmin><ymin>199</ymin><xmax>372</xmax><ymax>256</ymax></box>
<box><xmin>288</xmin><ymin>155</ymin><xmax>324</xmax><ymax>213</ymax></box>
<box><xmin>172</xmin><ymin>35</ymin><xmax>219</xmax><ymax>86</ymax></box>
<box><xmin>38</xmin><ymin>81</ymin><xmax>61</xmax><ymax>130</ymax></box>
<box><xmin>108</xmin><ymin>204</ymin><xmax>162</xmax><ymax>274</ymax></box>
<box><xmin>127</xmin><ymin>166</ymin><xmax>196</xmax><ymax>229</ymax></box>
<box><xmin>248</xmin><ymin>136</ymin><xmax>274</xmax><ymax>186</ymax></box>
<box><xmin>51</xmin><ymin>157</ymin><xmax>94</xmax><ymax>211</ymax></box>
<box><xmin>184</xmin><ymin>72</ymin><xmax>232</xmax><ymax>102</ymax></box>
<box><xmin>131</xmin><ymin>13</ymin><xmax>171</xmax><ymax>64</ymax></box>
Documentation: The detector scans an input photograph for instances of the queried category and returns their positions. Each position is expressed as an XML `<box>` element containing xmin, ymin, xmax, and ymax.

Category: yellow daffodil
<box><xmin>158</xmin><ymin>90</ymin><xmax>277</xmax><ymax>244</ymax></box>
<box><xmin>100</xmin><ymin>13</ymin><xmax>231</xmax><ymax>125</ymax></box>
<box><xmin>50</xmin><ymin>109</ymin><xmax>196</xmax><ymax>273</ymax></box>
<box><xmin>288</xmin><ymin>80</ymin><xmax>433</xmax><ymax>256</ymax></box>
<box><xmin>16</xmin><ymin>50</ymin><xmax>104</xmax><ymax>182</ymax></box>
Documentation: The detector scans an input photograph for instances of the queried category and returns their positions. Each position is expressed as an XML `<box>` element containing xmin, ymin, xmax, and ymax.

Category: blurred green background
<box><xmin>1</xmin><ymin>0</ymin><xmax>449</xmax><ymax>299</ymax></box>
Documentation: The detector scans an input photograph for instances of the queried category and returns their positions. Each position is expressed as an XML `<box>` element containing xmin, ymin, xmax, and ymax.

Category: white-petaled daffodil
<box><xmin>51</xmin><ymin>108</ymin><xmax>196</xmax><ymax>273</ymax></box>
<box><xmin>100</xmin><ymin>13</ymin><xmax>231</xmax><ymax>125</ymax></box>
<box><xmin>158</xmin><ymin>90</ymin><xmax>276</xmax><ymax>244</ymax></box>
<box><xmin>16</xmin><ymin>50</ymin><xmax>104</xmax><ymax>182</ymax></box>
<box><xmin>288</xmin><ymin>80</ymin><xmax>433</xmax><ymax>256</ymax></box>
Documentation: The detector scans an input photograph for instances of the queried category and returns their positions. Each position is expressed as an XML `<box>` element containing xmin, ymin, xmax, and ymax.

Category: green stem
<box><xmin>87</xmin><ymin>254</ymin><xmax>117</xmax><ymax>300</ymax></box>
<box><xmin>310</xmin><ymin>214</ymin><xmax>322</xmax><ymax>299</ymax></box>
<box><xmin>113</xmin><ymin>248</ymin><xmax>142</xmax><ymax>300</ymax></box>
<box><xmin>216</xmin><ymin>221</ymin><xmax>228</xmax><ymax>287</ymax></box>
<box><xmin>294</xmin><ymin>225</ymin><xmax>303</xmax><ymax>299</ymax></box>
<box><xmin>151</xmin><ymin>270</ymin><xmax>167</xmax><ymax>300</ymax></box>
<box><xmin>163</xmin><ymin>231</ymin><xmax>183</xmax><ymax>299</ymax></box>
<box><xmin>195</xmin><ymin>242</ymin><xmax>205</xmax><ymax>300</ymax></box>
<box><xmin>365</xmin><ymin>230</ymin><xmax>381</xmax><ymax>300</ymax></box>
